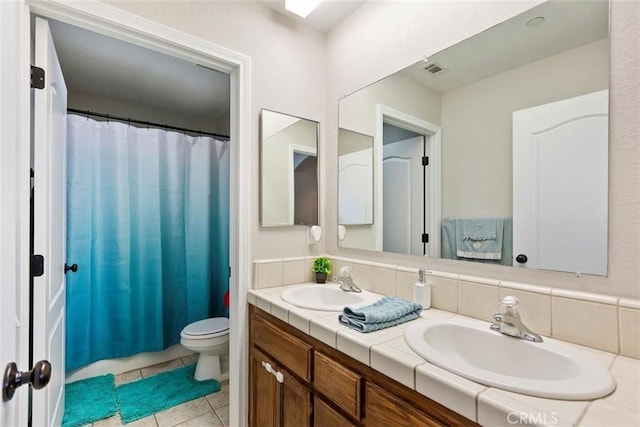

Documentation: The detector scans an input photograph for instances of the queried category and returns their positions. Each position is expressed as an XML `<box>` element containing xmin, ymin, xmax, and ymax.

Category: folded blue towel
<box><xmin>338</xmin><ymin>296</ymin><xmax>422</xmax><ymax>333</ymax></box>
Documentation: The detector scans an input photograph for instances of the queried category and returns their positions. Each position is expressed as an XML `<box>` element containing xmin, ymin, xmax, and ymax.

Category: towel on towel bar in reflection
<box><xmin>455</xmin><ymin>218</ymin><xmax>504</xmax><ymax>260</ymax></box>
<box><xmin>338</xmin><ymin>296</ymin><xmax>422</xmax><ymax>333</ymax></box>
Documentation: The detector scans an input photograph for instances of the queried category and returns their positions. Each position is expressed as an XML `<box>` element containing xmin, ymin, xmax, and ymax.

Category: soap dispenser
<box><xmin>413</xmin><ymin>269</ymin><xmax>431</xmax><ymax>309</ymax></box>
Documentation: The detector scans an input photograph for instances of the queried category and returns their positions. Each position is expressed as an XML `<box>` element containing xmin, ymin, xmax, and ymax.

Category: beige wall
<box><xmin>106</xmin><ymin>0</ymin><xmax>639</xmax><ymax>298</ymax></box>
<box><xmin>107</xmin><ymin>0</ymin><xmax>328</xmax><ymax>261</ymax></box>
<box><xmin>339</xmin><ymin>72</ymin><xmax>441</xmax><ymax>135</ymax></box>
<box><xmin>327</xmin><ymin>0</ymin><xmax>639</xmax><ymax>299</ymax></box>
<box><xmin>441</xmin><ymin>38</ymin><xmax>609</xmax><ymax>218</ymax></box>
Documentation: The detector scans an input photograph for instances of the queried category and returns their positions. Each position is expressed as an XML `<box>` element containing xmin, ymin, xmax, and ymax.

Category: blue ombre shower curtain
<box><xmin>65</xmin><ymin>114</ymin><xmax>229</xmax><ymax>371</ymax></box>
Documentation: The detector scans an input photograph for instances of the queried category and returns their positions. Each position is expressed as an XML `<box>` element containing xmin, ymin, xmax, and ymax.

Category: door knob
<box><xmin>515</xmin><ymin>254</ymin><xmax>528</xmax><ymax>264</ymax></box>
<box><xmin>64</xmin><ymin>263</ymin><xmax>78</xmax><ymax>274</ymax></box>
<box><xmin>2</xmin><ymin>360</ymin><xmax>51</xmax><ymax>402</ymax></box>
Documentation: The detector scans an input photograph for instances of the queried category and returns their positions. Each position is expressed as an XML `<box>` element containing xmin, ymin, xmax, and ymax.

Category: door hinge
<box><xmin>229</xmin><ymin>266</ymin><xmax>231</xmax><ymax>278</ymax></box>
<box><xmin>421</xmin><ymin>233</ymin><xmax>429</xmax><ymax>243</ymax></box>
<box><xmin>421</xmin><ymin>156</ymin><xmax>429</xmax><ymax>166</ymax></box>
<box><xmin>31</xmin><ymin>66</ymin><xmax>45</xmax><ymax>89</ymax></box>
<box><xmin>31</xmin><ymin>254</ymin><xmax>44</xmax><ymax>277</ymax></box>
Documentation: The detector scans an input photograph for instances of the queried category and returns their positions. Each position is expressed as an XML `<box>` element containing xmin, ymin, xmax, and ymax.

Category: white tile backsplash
<box><xmin>283</xmin><ymin>259</ymin><xmax>305</xmax><ymax>285</ymax></box>
<box><xmin>458</xmin><ymin>280</ymin><xmax>500</xmax><ymax>322</ymax></box>
<box><xmin>372</xmin><ymin>265</ymin><xmax>397</xmax><ymax>296</ymax></box>
<box><xmin>252</xmin><ymin>257</ymin><xmax>640</xmax><ymax>359</ymax></box>
<box><xmin>552</xmin><ymin>297</ymin><xmax>619</xmax><ymax>353</ymax></box>
<box><xmin>351</xmin><ymin>261</ymin><xmax>373</xmax><ymax>291</ymax></box>
<box><xmin>619</xmin><ymin>307</ymin><xmax>640</xmax><ymax>358</ymax></box>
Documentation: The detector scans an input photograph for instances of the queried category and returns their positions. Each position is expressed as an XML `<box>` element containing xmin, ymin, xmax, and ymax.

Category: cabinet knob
<box><xmin>274</xmin><ymin>371</ymin><xmax>284</xmax><ymax>384</ymax></box>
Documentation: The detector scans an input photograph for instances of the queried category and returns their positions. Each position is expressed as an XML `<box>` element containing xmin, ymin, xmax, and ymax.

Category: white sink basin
<box><xmin>280</xmin><ymin>283</ymin><xmax>381</xmax><ymax>311</ymax></box>
<box><xmin>405</xmin><ymin>318</ymin><xmax>616</xmax><ymax>400</ymax></box>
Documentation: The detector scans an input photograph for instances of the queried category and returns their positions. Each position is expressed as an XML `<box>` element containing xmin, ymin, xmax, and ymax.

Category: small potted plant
<box><xmin>312</xmin><ymin>257</ymin><xmax>332</xmax><ymax>284</ymax></box>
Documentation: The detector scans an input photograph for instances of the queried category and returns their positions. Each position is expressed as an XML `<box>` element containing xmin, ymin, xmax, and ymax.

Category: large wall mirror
<box><xmin>338</xmin><ymin>0</ymin><xmax>609</xmax><ymax>276</ymax></box>
<box><xmin>261</xmin><ymin>109</ymin><xmax>319</xmax><ymax>226</ymax></box>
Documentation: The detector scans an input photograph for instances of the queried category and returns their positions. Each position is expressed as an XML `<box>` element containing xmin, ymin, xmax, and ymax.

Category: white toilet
<box><xmin>180</xmin><ymin>317</ymin><xmax>229</xmax><ymax>381</ymax></box>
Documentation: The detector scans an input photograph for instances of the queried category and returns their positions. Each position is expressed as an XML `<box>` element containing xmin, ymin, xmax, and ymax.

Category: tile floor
<box><xmin>90</xmin><ymin>355</ymin><xmax>229</xmax><ymax>427</ymax></box>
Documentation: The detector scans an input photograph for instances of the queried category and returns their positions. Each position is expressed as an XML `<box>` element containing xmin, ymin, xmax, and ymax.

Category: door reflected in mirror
<box><xmin>261</xmin><ymin>109</ymin><xmax>319</xmax><ymax>226</ymax></box>
<box><xmin>337</xmin><ymin>0</ymin><xmax>609</xmax><ymax>276</ymax></box>
<box><xmin>338</xmin><ymin>128</ymin><xmax>373</xmax><ymax>225</ymax></box>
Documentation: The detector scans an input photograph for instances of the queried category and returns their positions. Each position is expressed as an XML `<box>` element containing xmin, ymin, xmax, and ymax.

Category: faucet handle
<box><xmin>501</xmin><ymin>295</ymin><xmax>519</xmax><ymax>309</ymax></box>
<box><xmin>500</xmin><ymin>296</ymin><xmax>520</xmax><ymax>317</ymax></box>
<box><xmin>339</xmin><ymin>266</ymin><xmax>351</xmax><ymax>277</ymax></box>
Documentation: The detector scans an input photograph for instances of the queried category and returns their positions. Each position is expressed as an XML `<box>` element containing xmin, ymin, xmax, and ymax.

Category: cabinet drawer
<box><xmin>314</xmin><ymin>396</ymin><xmax>357</xmax><ymax>427</ymax></box>
<box><xmin>314</xmin><ymin>352</ymin><xmax>362</xmax><ymax>419</ymax></box>
<box><xmin>252</xmin><ymin>313</ymin><xmax>312</xmax><ymax>382</ymax></box>
<box><xmin>366</xmin><ymin>383</ymin><xmax>440</xmax><ymax>427</ymax></box>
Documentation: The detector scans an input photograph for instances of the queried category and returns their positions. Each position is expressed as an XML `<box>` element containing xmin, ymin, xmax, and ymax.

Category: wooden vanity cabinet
<box><xmin>314</xmin><ymin>395</ymin><xmax>357</xmax><ymax>427</ymax></box>
<box><xmin>366</xmin><ymin>383</ymin><xmax>441</xmax><ymax>426</ymax></box>
<box><xmin>249</xmin><ymin>305</ymin><xmax>477</xmax><ymax>427</ymax></box>
<box><xmin>249</xmin><ymin>309</ymin><xmax>313</xmax><ymax>427</ymax></box>
<box><xmin>249</xmin><ymin>347</ymin><xmax>280</xmax><ymax>426</ymax></box>
<box><xmin>314</xmin><ymin>351</ymin><xmax>362</xmax><ymax>419</ymax></box>
<box><xmin>249</xmin><ymin>346</ymin><xmax>312</xmax><ymax>427</ymax></box>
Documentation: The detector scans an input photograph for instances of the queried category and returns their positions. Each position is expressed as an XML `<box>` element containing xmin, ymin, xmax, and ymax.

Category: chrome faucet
<box><xmin>333</xmin><ymin>267</ymin><xmax>362</xmax><ymax>293</ymax></box>
<box><xmin>490</xmin><ymin>296</ymin><xmax>543</xmax><ymax>343</ymax></box>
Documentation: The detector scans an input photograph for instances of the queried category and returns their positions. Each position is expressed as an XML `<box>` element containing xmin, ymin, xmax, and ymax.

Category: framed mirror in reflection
<box><xmin>338</xmin><ymin>0</ymin><xmax>609</xmax><ymax>276</ymax></box>
<box><xmin>261</xmin><ymin>109</ymin><xmax>319</xmax><ymax>226</ymax></box>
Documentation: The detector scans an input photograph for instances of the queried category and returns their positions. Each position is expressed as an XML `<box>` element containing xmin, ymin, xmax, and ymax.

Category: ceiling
<box><xmin>48</xmin><ymin>19</ymin><xmax>230</xmax><ymax>119</ymax></box>
<box><xmin>47</xmin><ymin>1</ymin><xmax>363</xmax><ymax>120</ymax></box>
<box><xmin>401</xmin><ymin>0</ymin><xmax>609</xmax><ymax>93</ymax></box>
<box><xmin>264</xmin><ymin>0</ymin><xmax>366</xmax><ymax>33</ymax></box>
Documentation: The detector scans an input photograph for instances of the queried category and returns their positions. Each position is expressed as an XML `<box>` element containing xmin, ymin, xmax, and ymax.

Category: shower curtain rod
<box><xmin>67</xmin><ymin>108</ymin><xmax>230</xmax><ymax>140</ymax></box>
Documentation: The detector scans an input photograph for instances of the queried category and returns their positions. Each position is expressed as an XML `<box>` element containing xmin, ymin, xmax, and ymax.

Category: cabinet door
<box><xmin>314</xmin><ymin>352</ymin><xmax>362</xmax><ymax>420</ymax></box>
<box><xmin>281</xmin><ymin>367</ymin><xmax>312</xmax><ymax>427</ymax></box>
<box><xmin>315</xmin><ymin>396</ymin><xmax>357</xmax><ymax>427</ymax></box>
<box><xmin>251</xmin><ymin>311</ymin><xmax>313</xmax><ymax>381</ymax></box>
<box><xmin>365</xmin><ymin>383</ymin><xmax>440</xmax><ymax>427</ymax></box>
<box><xmin>249</xmin><ymin>348</ymin><xmax>280</xmax><ymax>427</ymax></box>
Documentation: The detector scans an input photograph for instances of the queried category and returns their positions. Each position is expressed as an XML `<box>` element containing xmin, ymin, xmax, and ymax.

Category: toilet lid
<box><xmin>182</xmin><ymin>318</ymin><xmax>229</xmax><ymax>337</ymax></box>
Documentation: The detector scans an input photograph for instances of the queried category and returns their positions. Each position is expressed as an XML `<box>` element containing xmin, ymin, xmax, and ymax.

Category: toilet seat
<box><xmin>181</xmin><ymin>318</ymin><xmax>229</xmax><ymax>340</ymax></box>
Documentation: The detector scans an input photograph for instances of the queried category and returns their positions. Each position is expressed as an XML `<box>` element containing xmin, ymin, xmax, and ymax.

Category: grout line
<box><xmin>213</xmin><ymin>409</ymin><xmax>225</xmax><ymax>427</ymax></box>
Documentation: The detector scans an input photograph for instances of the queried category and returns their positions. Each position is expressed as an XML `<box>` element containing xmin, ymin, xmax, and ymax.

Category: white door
<box><xmin>339</xmin><ymin>148</ymin><xmax>373</xmax><ymax>224</ymax></box>
<box><xmin>0</xmin><ymin>1</ymin><xmax>28</xmax><ymax>424</ymax></box>
<box><xmin>513</xmin><ymin>90</ymin><xmax>608</xmax><ymax>276</ymax></box>
<box><xmin>382</xmin><ymin>136</ymin><xmax>424</xmax><ymax>255</ymax></box>
<box><xmin>32</xmin><ymin>17</ymin><xmax>68</xmax><ymax>426</ymax></box>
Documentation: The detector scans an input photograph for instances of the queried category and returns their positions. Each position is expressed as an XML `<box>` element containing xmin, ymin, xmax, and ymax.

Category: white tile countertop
<box><xmin>248</xmin><ymin>284</ymin><xmax>640</xmax><ymax>427</ymax></box>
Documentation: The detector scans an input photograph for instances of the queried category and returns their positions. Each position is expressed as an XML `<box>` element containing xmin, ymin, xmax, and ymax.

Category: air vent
<box><xmin>423</xmin><ymin>62</ymin><xmax>447</xmax><ymax>76</ymax></box>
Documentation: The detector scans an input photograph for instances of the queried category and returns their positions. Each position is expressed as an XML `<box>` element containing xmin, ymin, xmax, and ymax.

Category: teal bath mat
<box><xmin>62</xmin><ymin>374</ymin><xmax>117</xmax><ymax>427</ymax></box>
<box><xmin>116</xmin><ymin>364</ymin><xmax>220</xmax><ymax>423</ymax></box>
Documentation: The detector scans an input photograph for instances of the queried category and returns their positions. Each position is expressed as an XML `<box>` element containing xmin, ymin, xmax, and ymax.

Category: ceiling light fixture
<box><xmin>285</xmin><ymin>0</ymin><xmax>323</xmax><ymax>18</ymax></box>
